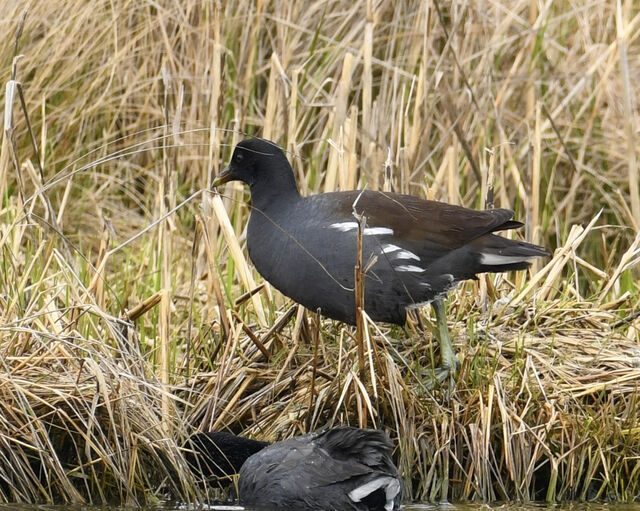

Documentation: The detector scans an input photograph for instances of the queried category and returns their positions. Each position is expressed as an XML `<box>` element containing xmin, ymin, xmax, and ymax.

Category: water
<box><xmin>401</xmin><ymin>505</ymin><xmax>640</xmax><ymax>511</ymax></box>
<box><xmin>2</xmin><ymin>503</ymin><xmax>639</xmax><ymax>511</ymax></box>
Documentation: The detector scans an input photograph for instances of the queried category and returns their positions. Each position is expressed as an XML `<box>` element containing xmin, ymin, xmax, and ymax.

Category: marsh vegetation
<box><xmin>1</xmin><ymin>0</ymin><xmax>639</xmax><ymax>505</ymax></box>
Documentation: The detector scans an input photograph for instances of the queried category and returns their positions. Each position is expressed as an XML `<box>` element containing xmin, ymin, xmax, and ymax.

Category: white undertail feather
<box><xmin>348</xmin><ymin>476</ymin><xmax>401</xmax><ymax>511</ymax></box>
<box><xmin>480</xmin><ymin>253</ymin><xmax>537</xmax><ymax>265</ymax></box>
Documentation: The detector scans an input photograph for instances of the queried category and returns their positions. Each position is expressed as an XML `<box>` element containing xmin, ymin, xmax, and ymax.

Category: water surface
<box><xmin>2</xmin><ymin>503</ymin><xmax>640</xmax><ymax>511</ymax></box>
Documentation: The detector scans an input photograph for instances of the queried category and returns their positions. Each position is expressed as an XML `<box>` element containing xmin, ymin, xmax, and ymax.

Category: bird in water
<box><xmin>186</xmin><ymin>427</ymin><xmax>402</xmax><ymax>511</ymax></box>
<box><xmin>212</xmin><ymin>138</ymin><xmax>548</xmax><ymax>374</ymax></box>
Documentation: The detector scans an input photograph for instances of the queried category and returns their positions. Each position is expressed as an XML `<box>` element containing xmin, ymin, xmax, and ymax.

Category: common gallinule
<box><xmin>186</xmin><ymin>427</ymin><xmax>402</xmax><ymax>511</ymax></box>
<box><xmin>212</xmin><ymin>138</ymin><xmax>549</xmax><ymax>372</ymax></box>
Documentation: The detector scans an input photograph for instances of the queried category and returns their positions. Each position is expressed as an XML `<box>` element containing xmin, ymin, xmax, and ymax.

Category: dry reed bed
<box><xmin>1</xmin><ymin>0</ymin><xmax>639</xmax><ymax>505</ymax></box>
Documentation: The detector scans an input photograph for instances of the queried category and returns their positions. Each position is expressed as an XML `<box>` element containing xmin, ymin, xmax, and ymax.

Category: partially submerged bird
<box><xmin>212</xmin><ymin>138</ymin><xmax>548</xmax><ymax>372</ymax></box>
<box><xmin>186</xmin><ymin>427</ymin><xmax>402</xmax><ymax>511</ymax></box>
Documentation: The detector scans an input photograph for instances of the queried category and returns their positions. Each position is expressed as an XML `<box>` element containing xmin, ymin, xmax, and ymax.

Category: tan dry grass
<box><xmin>1</xmin><ymin>0</ymin><xmax>639</xmax><ymax>505</ymax></box>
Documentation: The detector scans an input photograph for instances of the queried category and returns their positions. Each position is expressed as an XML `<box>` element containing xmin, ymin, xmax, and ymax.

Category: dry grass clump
<box><xmin>0</xmin><ymin>324</ymin><xmax>197</xmax><ymax>504</ymax></box>
<box><xmin>1</xmin><ymin>0</ymin><xmax>640</xmax><ymax>505</ymax></box>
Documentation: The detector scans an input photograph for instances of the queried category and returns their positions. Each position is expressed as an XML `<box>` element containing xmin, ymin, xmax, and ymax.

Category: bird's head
<box><xmin>212</xmin><ymin>138</ymin><xmax>290</xmax><ymax>189</ymax></box>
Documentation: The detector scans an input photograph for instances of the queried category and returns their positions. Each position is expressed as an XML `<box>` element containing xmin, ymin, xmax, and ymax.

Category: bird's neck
<box><xmin>249</xmin><ymin>173</ymin><xmax>301</xmax><ymax>213</ymax></box>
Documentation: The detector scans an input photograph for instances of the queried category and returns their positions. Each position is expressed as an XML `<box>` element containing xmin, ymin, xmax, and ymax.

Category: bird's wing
<box><xmin>352</xmin><ymin>190</ymin><xmax>515</xmax><ymax>245</ymax></box>
<box><xmin>308</xmin><ymin>190</ymin><xmax>517</xmax><ymax>268</ymax></box>
<box><xmin>314</xmin><ymin>427</ymin><xmax>395</xmax><ymax>470</ymax></box>
<box><xmin>240</xmin><ymin>434</ymin><xmax>373</xmax><ymax>485</ymax></box>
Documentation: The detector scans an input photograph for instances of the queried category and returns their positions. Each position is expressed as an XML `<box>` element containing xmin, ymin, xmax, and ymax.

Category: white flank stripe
<box><xmin>396</xmin><ymin>265</ymin><xmax>424</xmax><ymax>273</ymax></box>
<box><xmin>381</xmin><ymin>244</ymin><xmax>401</xmax><ymax>254</ymax></box>
<box><xmin>329</xmin><ymin>221</ymin><xmax>358</xmax><ymax>232</ymax></box>
<box><xmin>329</xmin><ymin>223</ymin><xmax>393</xmax><ymax>236</ymax></box>
<box><xmin>480</xmin><ymin>253</ymin><xmax>535</xmax><ymax>265</ymax></box>
<box><xmin>364</xmin><ymin>227</ymin><xmax>394</xmax><ymax>236</ymax></box>
<box><xmin>395</xmin><ymin>249</ymin><xmax>420</xmax><ymax>261</ymax></box>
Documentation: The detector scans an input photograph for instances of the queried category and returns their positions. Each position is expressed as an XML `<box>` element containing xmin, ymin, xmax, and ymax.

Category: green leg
<box><xmin>432</xmin><ymin>298</ymin><xmax>457</xmax><ymax>373</ymax></box>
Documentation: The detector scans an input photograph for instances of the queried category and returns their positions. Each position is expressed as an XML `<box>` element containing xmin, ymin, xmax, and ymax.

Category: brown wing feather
<box><xmin>332</xmin><ymin>190</ymin><xmax>516</xmax><ymax>248</ymax></box>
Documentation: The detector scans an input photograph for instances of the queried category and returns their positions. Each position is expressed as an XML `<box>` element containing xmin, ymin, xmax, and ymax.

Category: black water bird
<box><xmin>212</xmin><ymin>138</ymin><xmax>549</xmax><ymax>373</ymax></box>
<box><xmin>186</xmin><ymin>427</ymin><xmax>402</xmax><ymax>511</ymax></box>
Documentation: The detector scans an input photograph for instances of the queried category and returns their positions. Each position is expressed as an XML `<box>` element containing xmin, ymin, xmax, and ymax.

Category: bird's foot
<box><xmin>435</xmin><ymin>362</ymin><xmax>457</xmax><ymax>382</ymax></box>
<box><xmin>436</xmin><ymin>356</ymin><xmax>459</xmax><ymax>382</ymax></box>
<box><xmin>419</xmin><ymin>358</ymin><xmax>459</xmax><ymax>391</ymax></box>
<box><xmin>440</xmin><ymin>350</ymin><xmax>459</xmax><ymax>377</ymax></box>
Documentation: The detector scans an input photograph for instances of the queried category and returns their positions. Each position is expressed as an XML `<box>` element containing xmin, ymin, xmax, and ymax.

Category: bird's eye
<box><xmin>235</xmin><ymin>152</ymin><xmax>244</xmax><ymax>163</ymax></box>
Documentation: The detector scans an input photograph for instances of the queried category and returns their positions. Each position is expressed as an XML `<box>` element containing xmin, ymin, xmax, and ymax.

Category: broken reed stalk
<box><xmin>233</xmin><ymin>283</ymin><xmax>266</xmax><ymax>307</ymax></box>
<box><xmin>197</xmin><ymin>214</ymin><xmax>231</xmax><ymax>337</ymax></box>
<box><xmin>208</xmin><ymin>192</ymin><xmax>267</xmax><ymax>326</ymax></box>
<box><xmin>354</xmin><ymin>210</ymin><xmax>366</xmax><ymax>396</ymax></box>
<box><xmin>325</xmin><ymin>52</ymin><xmax>354</xmax><ymax>193</ymax></box>
<box><xmin>307</xmin><ymin>309</ymin><xmax>321</xmax><ymax>432</ymax></box>
<box><xmin>125</xmin><ymin>290</ymin><xmax>163</xmax><ymax>321</ymax></box>
<box><xmin>263</xmin><ymin>52</ymin><xmax>279</xmax><ymax>141</ymax></box>
<box><xmin>361</xmin><ymin>0</ymin><xmax>373</xmax><ymax>143</ymax></box>
<box><xmin>187</xmin><ymin>214</ymin><xmax>203</xmax><ymax>379</ymax></box>
<box><xmin>233</xmin><ymin>311</ymin><xmax>272</xmax><ymax>361</ymax></box>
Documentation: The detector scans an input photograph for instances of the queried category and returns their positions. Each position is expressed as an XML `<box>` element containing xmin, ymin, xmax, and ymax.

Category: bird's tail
<box><xmin>348</xmin><ymin>476</ymin><xmax>402</xmax><ymax>511</ymax></box>
<box><xmin>472</xmin><ymin>234</ymin><xmax>550</xmax><ymax>273</ymax></box>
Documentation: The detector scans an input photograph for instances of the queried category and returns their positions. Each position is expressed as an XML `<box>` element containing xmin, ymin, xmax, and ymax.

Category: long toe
<box><xmin>435</xmin><ymin>362</ymin><xmax>457</xmax><ymax>383</ymax></box>
<box><xmin>440</xmin><ymin>349</ymin><xmax>459</xmax><ymax>375</ymax></box>
<box><xmin>417</xmin><ymin>362</ymin><xmax>458</xmax><ymax>392</ymax></box>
